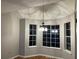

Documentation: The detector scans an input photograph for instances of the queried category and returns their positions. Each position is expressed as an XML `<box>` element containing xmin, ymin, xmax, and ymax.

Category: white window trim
<box><xmin>28</xmin><ymin>46</ymin><xmax>37</xmax><ymax>48</ymax></box>
<box><xmin>64</xmin><ymin>49</ymin><xmax>72</xmax><ymax>54</ymax></box>
<box><xmin>41</xmin><ymin>46</ymin><xmax>61</xmax><ymax>49</ymax></box>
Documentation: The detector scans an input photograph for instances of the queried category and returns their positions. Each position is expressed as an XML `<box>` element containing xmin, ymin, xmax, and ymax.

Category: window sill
<box><xmin>28</xmin><ymin>46</ymin><xmax>37</xmax><ymax>48</ymax></box>
<box><xmin>41</xmin><ymin>46</ymin><xmax>61</xmax><ymax>49</ymax></box>
<box><xmin>64</xmin><ymin>50</ymin><xmax>72</xmax><ymax>55</ymax></box>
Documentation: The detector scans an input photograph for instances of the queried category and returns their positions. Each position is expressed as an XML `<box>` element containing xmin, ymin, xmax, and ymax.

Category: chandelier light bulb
<box><xmin>39</xmin><ymin>27</ymin><xmax>44</xmax><ymax>31</ymax></box>
<box><xmin>51</xmin><ymin>30</ymin><xmax>55</xmax><ymax>33</ymax></box>
<box><xmin>44</xmin><ymin>28</ymin><xmax>48</xmax><ymax>31</ymax></box>
<box><xmin>51</xmin><ymin>29</ymin><xmax>58</xmax><ymax>33</ymax></box>
<box><xmin>54</xmin><ymin>29</ymin><xmax>58</xmax><ymax>33</ymax></box>
<box><xmin>39</xmin><ymin>27</ymin><xmax>48</xmax><ymax>31</ymax></box>
<box><xmin>42</xmin><ymin>27</ymin><xmax>45</xmax><ymax>31</ymax></box>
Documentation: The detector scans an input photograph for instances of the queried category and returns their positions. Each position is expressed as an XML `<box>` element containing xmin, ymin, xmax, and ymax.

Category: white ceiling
<box><xmin>1</xmin><ymin>0</ymin><xmax>75</xmax><ymax>19</ymax></box>
<box><xmin>1</xmin><ymin>0</ymin><xmax>61</xmax><ymax>13</ymax></box>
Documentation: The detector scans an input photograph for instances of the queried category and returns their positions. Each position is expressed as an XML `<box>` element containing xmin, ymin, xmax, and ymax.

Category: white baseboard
<box><xmin>10</xmin><ymin>55</ymin><xmax>21</xmax><ymax>59</ymax></box>
<box><xmin>22</xmin><ymin>54</ymin><xmax>40</xmax><ymax>58</ymax></box>
<box><xmin>10</xmin><ymin>54</ymin><xmax>64</xmax><ymax>59</ymax></box>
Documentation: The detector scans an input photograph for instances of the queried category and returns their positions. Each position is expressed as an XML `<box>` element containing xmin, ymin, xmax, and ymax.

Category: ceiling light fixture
<box><xmin>40</xmin><ymin>0</ymin><xmax>48</xmax><ymax>31</ymax></box>
<box><xmin>51</xmin><ymin>29</ymin><xmax>58</xmax><ymax>33</ymax></box>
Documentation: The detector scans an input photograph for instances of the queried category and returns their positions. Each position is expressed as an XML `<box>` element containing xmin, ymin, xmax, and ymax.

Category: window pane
<box><xmin>29</xmin><ymin>36</ymin><xmax>32</xmax><ymax>40</ymax></box>
<box><xmin>51</xmin><ymin>34</ymin><xmax>55</xmax><ymax>38</ymax></box>
<box><xmin>30</xmin><ymin>25</ymin><xmax>32</xmax><ymax>29</ymax></box>
<box><xmin>51</xmin><ymin>38</ymin><xmax>55</xmax><ymax>43</ymax></box>
<box><xmin>66</xmin><ymin>30</ymin><xmax>70</xmax><ymax>36</ymax></box>
<box><xmin>56</xmin><ymin>25</ymin><xmax>59</xmax><ymax>29</ymax></box>
<box><xmin>29</xmin><ymin>41</ymin><xmax>32</xmax><ymax>46</ymax></box>
<box><xmin>47</xmin><ymin>37</ymin><xmax>50</xmax><ymax>42</ymax></box>
<box><xmin>29</xmin><ymin>24</ymin><xmax>36</xmax><ymax>46</ymax></box>
<box><xmin>47</xmin><ymin>30</ymin><xmax>50</xmax><ymax>33</ymax></box>
<box><xmin>51</xmin><ymin>43</ymin><xmax>55</xmax><ymax>47</ymax></box>
<box><xmin>65</xmin><ymin>22</ymin><xmax>71</xmax><ymax>51</ymax></box>
<box><xmin>33</xmin><ymin>25</ymin><xmax>36</xmax><ymax>29</ymax></box>
<box><xmin>30</xmin><ymin>30</ymin><xmax>36</xmax><ymax>35</ymax></box>
<box><xmin>47</xmin><ymin>42</ymin><xmax>50</xmax><ymax>47</ymax></box>
<box><xmin>66</xmin><ymin>44</ymin><xmax>71</xmax><ymax>50</ymax></box>
<box><xmin>46</xmin><ymin>25</ymin><xmax>50</xmax><ymax>29</ymax></box>
<box><xmin>66</xmin><ymin>22</ymin><xmax>70</xmax><ymax>29</ymax></box>
<box><xmin>32</xmin><ymin>36</ymin><xmax>36</xmax><ymax>40</ymax></box>
<box><xmin>56</xmin><ymin>39</ymin><xmax>60</xmax><ymax>42</ymax></box>
<box><xmin>56</xmin><ymin>43</ymin><xmax>60</xmax><ymax>47</ymax></box>
<box><xmin>51</xmin><ymin>26</ymin><xmax>55</xmax><ymax>29</ymax></box>
<box><xmin>43</xmin><ymin>42</ymin><xmax>46</xmax><ymax>46</ymax></box>
<box><xmin>30</xmin><ymin>30</ymin><xmax>32</xmax><ymax>35</ymax></box>
<box><xmin>43</xmin><ymin>37</ymin><xmax>46</xmax><ymax>42</ymax></box>
<box><xmin>66</xmin><ymin>37</ymin><xmax>70</xmax><ymax>43</ymax></box>
<box><xmin>47</xmin><ymin>34</ymin><xmax>50</xmax><ymax>37</ymax></box>
<box><xmin>32</xmin><ymin>41</ymin><xmax>36</xmax><ymax>45</ymax></box>
<box><xmin>56</xmin><ymin>35</ymin><xmax>59</xmax><ymax>38</ymax></box>
<box><xmin>43</xmin><ymin>34</ymin><xmax>46</xmax><ymax>37</ymax></box>
<box><xmin>32</xmin><ymin>30</ymin><xmax>36</xmax><ymax>35</ymax></box>
<box><xmin>43</xmin><ymin>25</ymin><xmax>60</xmax><ymax>48</ymax></box>
<box><xmin>43</xmin><ymin>31</ymin><xmax>47</xmax><ymax>34</ymax></box>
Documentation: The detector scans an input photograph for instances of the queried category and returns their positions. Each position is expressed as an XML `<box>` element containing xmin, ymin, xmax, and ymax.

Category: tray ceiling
<box><xmin>1</xmin><ymin>0</ymin><xmax>75</xmax><ymax>20</ymax></box>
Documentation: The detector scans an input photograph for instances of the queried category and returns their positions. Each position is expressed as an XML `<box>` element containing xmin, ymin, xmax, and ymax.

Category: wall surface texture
<box><xmin>19</xmin><ymin>19</ymin><xmax>25</xmax><ymax>55</ymax></box>
<box><xmin>1</xmin><ymin>12</ymin><xmax>20</xmax><ymax>59</ymax></box>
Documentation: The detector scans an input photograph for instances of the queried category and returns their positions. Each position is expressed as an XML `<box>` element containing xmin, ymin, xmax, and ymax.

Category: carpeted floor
<box><xmin>14</xmin><ymin>56</ymin><xmax>57</xmax><ymax>59</ymax></box>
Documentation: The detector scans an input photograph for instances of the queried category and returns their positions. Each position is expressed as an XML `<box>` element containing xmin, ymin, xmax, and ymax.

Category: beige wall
<box><xmin>1</xmin><ymin>12</ymin><xmax>20</xmax><ymax>59</ymax></box>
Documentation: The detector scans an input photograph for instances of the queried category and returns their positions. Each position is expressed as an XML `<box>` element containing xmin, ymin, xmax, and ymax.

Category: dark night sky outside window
<box><xmin>43</xmin><ymin>25</ymin><xmax>60</xmax><ymax>48</ymax></box>
<box><xmin>29</xmin><ymin>24</ymin><xmax>36</xmax><ymax>46</ymax></box>
<box><xmin>65</xmin><ymin>22</ymin><xmax>71</xmax><ymax>51</ymax></box>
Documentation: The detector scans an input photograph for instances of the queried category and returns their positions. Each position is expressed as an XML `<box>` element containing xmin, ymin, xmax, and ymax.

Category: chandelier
<box><xmin>39</xmin><ymin>0</ymin><xmax>48</xmax><ymax>31</ymax></box>
<box><xmin>40</xmin><ymin>22</ymin><xmax>48</xmax><ymax>31</ymax></box>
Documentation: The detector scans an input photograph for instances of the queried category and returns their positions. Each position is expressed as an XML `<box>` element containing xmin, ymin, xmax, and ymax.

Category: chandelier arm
<box><xmin>43</xmin><ymin>0</ymin><xmax>44</xmax><ymax>24</ymax></box>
